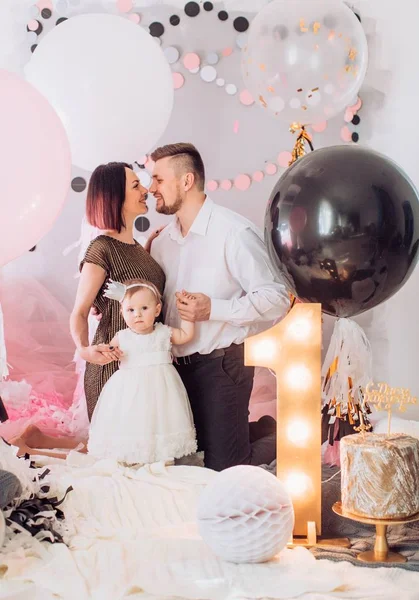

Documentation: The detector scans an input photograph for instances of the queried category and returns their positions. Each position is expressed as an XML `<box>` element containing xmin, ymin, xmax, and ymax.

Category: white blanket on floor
<box><xmin>1</xmin><ymin>454</ymin><xmax>418</xmax><ymax>600</ymax></box>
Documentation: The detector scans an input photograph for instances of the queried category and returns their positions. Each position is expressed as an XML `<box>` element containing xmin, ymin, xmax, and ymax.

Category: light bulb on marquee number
<box><xmin>285</xmin><ymin>365</ymin><xmax>313</xmax><ymax>391</ymax></box>
<box><xmin>286</xmin><ymin>419</ymin><xmax>310</xmax><ymax>445</ymax></box>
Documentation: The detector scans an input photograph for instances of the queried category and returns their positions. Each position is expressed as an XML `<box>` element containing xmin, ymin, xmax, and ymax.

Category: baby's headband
<box><xmin>103</xmin><ymin>280</ymin><xmax>159</xmax><ymax>303</ymax></box>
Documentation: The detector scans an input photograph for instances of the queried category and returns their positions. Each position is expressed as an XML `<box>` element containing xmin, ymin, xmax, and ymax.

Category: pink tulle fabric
<box><xmin>323</xmin><ymin>421</ymin><xmax>341</xmax><ymax>467</ymax></box>
<box><xmin>323</xmin><ymin>441</ymin><xmax>341</xmax><ymax>467</ymax></box>
<box><xmin>249</xmin><ymin>367</ymin><xmax>276</xmax><ymax>422</ymax></box>
<box><xmin>0</xmin><ymin>264</ymin><xmax>277</xmax><ymax>443</ymax></box>
<box><xmin>0</xmin><ymin>274</ymin><xmax>88</xmax><ymax>440</ymax></box>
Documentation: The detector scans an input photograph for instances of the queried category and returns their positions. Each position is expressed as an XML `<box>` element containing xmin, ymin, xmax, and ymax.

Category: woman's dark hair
<box><xmin>86</xmin><ymin>162</ymin><xmax>132</xmax><ymax>231</ymax></box>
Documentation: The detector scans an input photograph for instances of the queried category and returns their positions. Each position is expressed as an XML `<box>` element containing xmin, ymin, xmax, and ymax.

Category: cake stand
<box><xmin>332</xmin><ymin>502</ymin><xmax>419</xmax><ymax>563</ymax></box>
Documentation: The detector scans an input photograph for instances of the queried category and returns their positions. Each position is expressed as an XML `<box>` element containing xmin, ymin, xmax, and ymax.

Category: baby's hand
<box><xmin>178</xmin><ymin>290</ymin><xmax>196</xmax><ymax>302</ymax></box>
<box><xmin>175</xmin><ymin>290</ymin><xmax>211</xmax><ymax>322</ymax></box>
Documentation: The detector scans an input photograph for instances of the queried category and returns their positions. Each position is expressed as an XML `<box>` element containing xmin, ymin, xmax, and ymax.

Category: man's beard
<box><xmin>156</xmin><ymin>193</ymin><xmax>183</xmax><ymax>216</ymax></box>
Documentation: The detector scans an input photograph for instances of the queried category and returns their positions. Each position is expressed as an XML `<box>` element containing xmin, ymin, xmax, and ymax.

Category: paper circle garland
<box><xmin>39</xmin><ymin>3</ymin><xmax>361</xmax><ymax>189</ymax></box>
<box><xmin>197</xmin><ymin>466</ymin><xmax>294</xmax><ymax>563</ymax></box>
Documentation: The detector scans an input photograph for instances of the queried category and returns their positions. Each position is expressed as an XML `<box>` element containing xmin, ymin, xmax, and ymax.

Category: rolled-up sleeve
<box><xmin>210</xmin><ymin>227</ymin><xmax>290</xmax><ymax>325</ymax></box>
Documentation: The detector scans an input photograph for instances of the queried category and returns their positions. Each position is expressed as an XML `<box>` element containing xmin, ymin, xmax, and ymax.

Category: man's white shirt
<box><xmin>151</xmin><ymin>197</ymin><xmax>290</xmax><ymax>357</ymax></box>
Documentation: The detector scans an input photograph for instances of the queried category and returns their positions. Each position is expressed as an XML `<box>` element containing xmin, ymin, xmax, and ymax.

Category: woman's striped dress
<box><xmin>80</xmin><ymin>235</ymin><xmax>166</xmax><ymax>420</ymax></box>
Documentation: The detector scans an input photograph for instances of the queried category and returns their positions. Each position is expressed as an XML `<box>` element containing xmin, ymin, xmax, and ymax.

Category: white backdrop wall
<box><xmin>2</xmin><ymin>0</ymin><xmax>418</xmax><ymax>417</ymax></box>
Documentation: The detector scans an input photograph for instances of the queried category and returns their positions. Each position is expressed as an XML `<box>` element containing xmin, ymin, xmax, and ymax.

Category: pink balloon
<box><xmin>0</xmin><ymin>70</ymin><xmax>71</xmax><ymax>268</ymax></box>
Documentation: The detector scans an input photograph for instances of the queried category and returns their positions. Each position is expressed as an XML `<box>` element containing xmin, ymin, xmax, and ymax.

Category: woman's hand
<box><xmin>79</xmin><ymin>344</ymin><xmax>122</xmax><ymax>365</ymax></box>
<box><xmin>144</xmin><ymin>225</ymin><xmax>166</xmax><ymax>253</ymax></box>
<box><xmin>90</xmin><ymin>306</ymin><xmax>102</xmax><ymax>321</ymax></box>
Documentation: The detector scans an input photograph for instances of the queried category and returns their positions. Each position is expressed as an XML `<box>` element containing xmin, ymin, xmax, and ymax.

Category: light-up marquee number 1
<box><xmin>245</xmin><ymin>303</ymin><xmax>322</xmax><ymax>538</ymax></box>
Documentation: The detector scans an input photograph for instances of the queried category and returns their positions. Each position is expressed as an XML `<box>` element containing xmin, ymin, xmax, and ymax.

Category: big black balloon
<box><xmin>265</xmin><ymin>146</ymin><xmax>419</xmax><ymax>317</ymax></box>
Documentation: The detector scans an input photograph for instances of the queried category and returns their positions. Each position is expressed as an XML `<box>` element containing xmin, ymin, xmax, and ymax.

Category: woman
<box><xmin>8</xmin><ymin>164</ymin><xmax>165</xmax><ymax>455</ymax></box>
<box><xmin>70</xmin><ymin>162</ymin><xmax>165</xmax><ymax>420</ymax></box>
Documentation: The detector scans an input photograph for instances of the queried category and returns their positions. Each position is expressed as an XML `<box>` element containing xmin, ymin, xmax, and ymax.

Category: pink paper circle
<box><xmin>28</xmin><ymin>20</ymin><xmax>39</xmax><ymax>31</ymax></box>
<box><xmin>277</xmin><ymin>151</ymin><xmax>292</xmax><ymax>168</ymax></box>
<box><xmin>234</xmin><ymin>174</ymin><xmax>251</xmax><ymax>191</ymax></box>
<box><xmin>240</xmin><ymin>89</ymin><xmax>254</xmax><ymax>106</ymax></box>
<box><xmin>350</xmin><ymin>96</ymin><xmax>362</xmax><ymax>112</ymax></box>
<box><xmin>36</xmin><ymin>0</ymin><xmax>52</xmax><ymax>9</ymax></box>
<box><xmin>340</xmin><ymin>126</ymin><xmax>352</xmax><ymax>142</ymax></box>
<box><xmin>138</xmin><ymin>155</ymin><xmax>148</xmax><ymax>165</ymax></box>
<box><xmin>311</xmin><ymin>121</ymin><xmax>327</xmax><ymax>133</ymax></box>
<box><xmin>344</xmin><ymin>107</ymin><xmax>354</xmax><ymax>123</ymax></box>
<box><xmin>265</xmin><ymin>163</ymin><xmax>277</xmax><ymax>176</ymax></box>
<box><xmin>183</xmin><ymin>53</ymin><xmax>200</xmax><ymax>71</ymax></box>
<box><xmin>221</xmin><ymin>179</ymin><xmax>232</xmax><ymax>191</ymax></box>
<box><xmin>117</xmin><ymin>0</ymin><xmax>133</xmax><ymax>12</ymax></box>
<box><xmin>172</xmin><ymin>72</ymin><xmax>185</xmax><ymax>90</ymax></box>
<box><xmin>207</xmin><ymin>180</ymin><xmax>219</xmax><ymax>192</ymax></box>
<box><xmin>128</xmin><ymin>13</ymin><xmax>141</xmax><ymax>24</ymax></box>
<box><xmin>222</xmin><ymin>47</ymin><xmax>233</xmax><ymax>57</ymax></box>
<box><xmin>252</xmin><ymin>170</ymin><xmax>264</xmax><ymax>182</ymax></box>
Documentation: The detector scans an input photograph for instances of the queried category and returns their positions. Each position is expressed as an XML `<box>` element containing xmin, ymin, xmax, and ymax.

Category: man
<box><xmin>148</xmin><ymin>143</ymin><xmax>289</xmax><ymax>471</ymax></box>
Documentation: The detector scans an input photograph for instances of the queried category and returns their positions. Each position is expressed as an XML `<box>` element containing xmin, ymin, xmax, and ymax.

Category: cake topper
<box><xmin>362</xmin><ymin>382</ymin><xmax>418</xmax><ymax>435</ymax></box>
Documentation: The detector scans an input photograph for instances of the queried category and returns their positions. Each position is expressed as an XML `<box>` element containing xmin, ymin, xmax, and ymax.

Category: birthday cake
<box><xmin>340</xmin><ymin>433</ymin><xmax>419</xmax><ymax>519</ymax></box>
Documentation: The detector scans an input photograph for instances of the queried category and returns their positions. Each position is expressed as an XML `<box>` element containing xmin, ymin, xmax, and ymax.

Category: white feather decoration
<box><xmin>322</xmin><ymin>318</ymin><xmax>373</xmax><ymax>408</ymax></box>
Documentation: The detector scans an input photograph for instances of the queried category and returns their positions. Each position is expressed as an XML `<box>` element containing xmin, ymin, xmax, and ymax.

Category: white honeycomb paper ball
<box><xmin>197</xmin><ymin>465</ymin><xmax>294</xmax><ymax>563</ymax></box>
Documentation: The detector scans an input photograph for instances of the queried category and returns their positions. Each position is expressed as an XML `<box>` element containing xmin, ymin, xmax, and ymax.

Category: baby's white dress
<box><xmin>88</xmin><ymin>323</ymin><xmax>197</xmax><ymax>464</ymax></box>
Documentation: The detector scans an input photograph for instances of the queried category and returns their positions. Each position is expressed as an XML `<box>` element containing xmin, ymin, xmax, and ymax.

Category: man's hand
<box><xmin>176</xmin><ymin>290</ymin><xmax>211</xmax><ymax>322</ymax></box>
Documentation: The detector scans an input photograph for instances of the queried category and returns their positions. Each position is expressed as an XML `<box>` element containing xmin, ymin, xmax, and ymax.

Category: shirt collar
<box><xmin>168</xmin><ymin>196</ymin><xmax>214</xmax><ymax>242</ymax></box>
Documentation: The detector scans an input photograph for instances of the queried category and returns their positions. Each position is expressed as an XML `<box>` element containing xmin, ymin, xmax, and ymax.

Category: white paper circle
<box><xmin>269</xmin><ymin>96</ymin><xmax>285</xmax><ymax>112</ymax></box>
<box><xmin>164</xmin><ymin>46</ymin><xmax>179</xmax><ymax>64</ymax></box>
<box><xmin>206</xmin><ymin>52</ymin><xmax>219</xmax><ymax>65</ymax></box>
<box><xmin>225</xmin><ymin>83</ymin><xmax>237</xmax><ymax>95</ymax></box>
<box><xmin>200</xmin><ymin>65</ymin><xmax>217</xmax><ymax>83</ymax></box>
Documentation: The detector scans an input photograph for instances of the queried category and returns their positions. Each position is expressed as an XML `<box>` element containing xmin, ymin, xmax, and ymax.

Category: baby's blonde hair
<box><xmin>121</xmin><ymin>279</ymin><xmax>162</xmax><ymax>304</ymax></box>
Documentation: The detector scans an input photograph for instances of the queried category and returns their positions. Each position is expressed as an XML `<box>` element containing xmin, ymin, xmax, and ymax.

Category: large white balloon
<box><xmin>25</xmin><ymin>14</ymin><xmax>174</xmax><ymax>171</ymax></box>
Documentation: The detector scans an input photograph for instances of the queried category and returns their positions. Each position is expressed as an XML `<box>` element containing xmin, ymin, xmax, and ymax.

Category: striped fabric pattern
<box><xmin>80</xmin><ymin>235</ymin><xmax>166</xmax><ymax>420</ymax></box>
